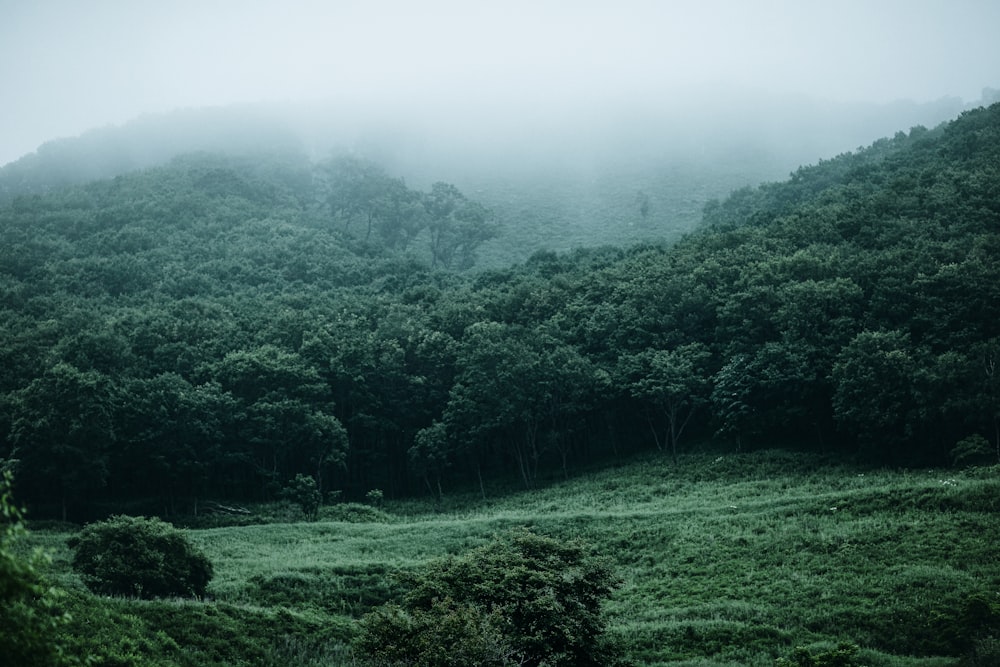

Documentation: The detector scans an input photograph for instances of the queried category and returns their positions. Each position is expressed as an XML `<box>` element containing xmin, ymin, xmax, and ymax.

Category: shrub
<box><xmin>952</xmin><ymin>434</ymin><xmax>996</xmax><ymax>467</ymax></box>
<box><xmin>966</xmin><ymin>634</ymin><xmax>1000</xmax><ymax>667</ymax></box>
<box><xmin>776</xmin><ymin>642</ymin><xmax>865</xmax><ymax>667</ymax></box>
<box><xmin>0</xmin><ymin>470</ymin><xmax>71</xmax><ymax>666</ymax></box>
<box><xmin>357</xmin><ymin>528</ymin><xmax>621</xmax><ymax>666</ymax></box>
<box><xmin>357</xmin><ymin>599</ymin><xmax>514</xmax><ymax>666</ymax></box>
<box><xmin>284</xmin><ymin>473</ymin><xmax>322</xmax><ymax>520</ymax></box>
<box><xmin>68</xmin><ymin>515</ymin><xmax>213</xmax><ymax>599</ymax></box>
<box><xmin>365</xmin><ymin>488</ymin><xmax>384</xmax><ymax>508</ymax></box>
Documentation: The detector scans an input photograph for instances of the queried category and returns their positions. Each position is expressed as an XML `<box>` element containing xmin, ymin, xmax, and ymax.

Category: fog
<box><xmin>2</xmin><ymin>0</ymin><xmax>999</xmax><ymax>167</ymax></box>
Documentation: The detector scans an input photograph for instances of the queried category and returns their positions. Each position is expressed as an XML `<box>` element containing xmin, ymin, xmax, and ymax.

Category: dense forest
<box><xmin>1</xmin><ymin>102</ymin><xmax>999</xmax><ymax>521</ymax></box>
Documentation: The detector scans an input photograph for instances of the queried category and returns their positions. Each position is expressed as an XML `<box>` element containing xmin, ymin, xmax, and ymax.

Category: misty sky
<box><xmin>2</xmin><ymin>0</ymin><xmax>999</xmax><ymax>166</ymax></box>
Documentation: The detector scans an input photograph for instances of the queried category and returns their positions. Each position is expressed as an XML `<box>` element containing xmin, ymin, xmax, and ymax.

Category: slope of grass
<box><xmin>29</xmin><ymin>450</ymin><xmax>1000</xmax><ymax>665</ymax></box>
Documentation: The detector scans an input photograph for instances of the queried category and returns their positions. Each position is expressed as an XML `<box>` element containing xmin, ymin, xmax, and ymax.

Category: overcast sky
<box><xmin>2</xmin><ymin>0</ymin><xmax>999</xmax><ymax>166</ymax></box>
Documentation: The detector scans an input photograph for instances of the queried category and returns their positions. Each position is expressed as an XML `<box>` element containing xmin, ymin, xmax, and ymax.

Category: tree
<box><xmin>540</xmin><ymin>341</ymin><xmax>607</xmax><ymax>478</ymax></box>
<box><xmin>724</xmin><ymin>340</ymin><xmax>832</xmax><ymax>448</ymax></box>
<box><xmin>409</xmin><ymin>420</ymin><xmax>452</xmax><ymax>500</ymax></box>
<box><xmin>977</xmin><ymin>339</ymin><xmax>1000</xmax><ymax>462</ymax></box>
<box><xmin>711</xmin><ymin>354</ymin><xmax>755</xmax><ymax>452</ymax></box>
<box><xmin>951</xmin><ymin>434</ymin><xmax>994</xmax><ymax>467</ymax></box>
<box><xmin>118</xmin><ymin>374</ymin><xmax>234</xmax><ymax>515</ymax></box>
<box><xmin>832</xmin><ymin>330</ymin><xmax>924</xmax><ymax>462</ymax></box>
<box><xmin>357</xmin><ymin>529</ymin><xmax>620</xmax><ymax>666</ymax></box>
<box><xmin>0</xmin><ymin>471</ymin><xmax>70</xmax><ymax>666</ymax></box>
<box><xmin>284</xmin><ymin>473</ymin><xmax>322</xmax><ymax>520</ymax></box>
<box><xmin>623</xmin><ymin>343</ymin><xmax>712</xmax><ymax>463</ymax></box>
<box><xmin>424</xmin><ymin>182</ymin><xmax>497</xmax><ymax>270</ymax></box>
<box><xmin>445</xmin><ymin>323</ymin><xmax>588</xmax><ymax>489</ymax></box>
<box><xmin>635</xmin><ymin>190</ymin><xmax>651</xmax><ymax>221</ymax></box>
<box><xmin>374</xmin><ymin>183</ymin><xmax>427</xmax><ymax>251</ymax></box>
<box><xmin>205</xmin><ymin>346</ymin><xmax>348</xmax><ymax>497</ymax></box>
<box><xmin>301</xmin><ymin>309</ymin><xmax>434</xmax><ymax>496</ymax></box>
<box><xmin>8</xmin><ymin>362</ymin><xmax>118</xmax><ymax>520</ymax></box>
<box><xmin>68</xmin><ymin>515</ymin><xmax>213</xmax><ymax>599</ymax></box>
<box><xmin>317</xmin><ymin>155</ymin><xmax>406</xmax><ymax>240</ymax></box>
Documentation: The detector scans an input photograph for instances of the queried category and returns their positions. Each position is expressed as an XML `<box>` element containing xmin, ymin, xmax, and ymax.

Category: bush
<box><xmin>966</xmin><ymin>634</ymin><xmax>1000</xmax><ymax>667</ymax></box>
<box><xmin>952</xmin><ymin>434</ymin><xmax>996</xmax><ymax>467</ymax></box>
<box><xmin>365</xmin><ymin>489</ymin><xmax>384</xmax><ymax>508</ymax></box>
<box><xmin>68</xmin><ymin>515</ymin><xmax>213</xmax><ymax>599</ymax></box>
<box><xmin>357</xmin><ymin>528</ymin><xmax>621</xmax><ymax>666</ymax></box>
<box><xmin>357</xmin><ymin>599</ymin><xmax>514</xmax><ymax>666</ymax></box>
<box><xmin>0</xmin><ymin>470</ymin><xmax>71</xmax><ymax>666</ymax></box>
<box><xmin>776</xmin><ymin>642</ymin><xmax>865</xmax><ymax>667</ymax></box>
<box><xmin>284</xmin><ymin>473</ymin><xmax>322</xmax><ymax>520</ymax></box>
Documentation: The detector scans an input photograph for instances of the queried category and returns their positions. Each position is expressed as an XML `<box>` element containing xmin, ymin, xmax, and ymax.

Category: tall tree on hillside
<box><xmin>711</xmin><ymin>354</ymin><xmax>755</xmax><ymax>452</ymax></box>
<box><xmin>981</xmin><ymin>340</ymin><xmax>1000</xmax><ymax>461</ymax></box>
<box><xmin>444</xmin><ymin>323</ymin><xmax>599</xmax><ymax>488</ymax></box>
<box><xmin>205</xmin><ymin>345</ymin><xmax>347</xmax><ymax>497</ymax></box>
<box><xmin>444</xmin><ymin>322</ymin><xmax>541</xmax><ymax>488</ymax></box>
<box><xmin>318</xmin><ymin>155</ymin><xmax>408</xmax><ymax>241</ymax></box>
<box><xmin>118</xmin><ymin>373</ymin><xmax>235</xmax><ymax>515</ymax></box>
<box><xmin>832</xmin><ymin>330</ymin><xmax>925</xmax><ymax>463</ymax></box>
<box><xmin>8</xmin><ymin>363</ymin><xmax>117</xmax><ymax>520</ymax></box>
<box><xmin>423</xmin><ymin>182</ymin><xmax>497</xmax><ymax>270</ymax></box>
<box><xmin>409</xmin><ymin>420</ymin><xmax>452</xmax><ymax>500</ymax></box>
<box><xmin>622</xmin><ymin>343</ymin><xmax>712</xmax><ymax>464</ymax></box>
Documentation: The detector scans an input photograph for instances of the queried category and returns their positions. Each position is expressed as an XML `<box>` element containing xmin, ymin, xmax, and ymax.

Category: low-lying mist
<box><xmin>1</xmin><ymin>86</ymin><xmax>993</xmax><ymax>262</ymax></box>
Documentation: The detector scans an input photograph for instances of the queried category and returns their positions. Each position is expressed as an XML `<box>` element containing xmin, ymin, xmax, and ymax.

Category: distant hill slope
<box><xmin>0</xmin><ymin>92</ymin><xmax>985</xmax><ymax>263</ymax></box>
<box><xmin>0</xmin><ymin>106</ymin><xmax>303</xmax><ymax>201</ymax></box>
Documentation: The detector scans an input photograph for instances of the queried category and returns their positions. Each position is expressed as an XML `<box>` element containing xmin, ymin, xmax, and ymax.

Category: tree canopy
<box><xmin>2</xmin><ymin>103</ymin><xmax>999</xmax><ymax>515</ymax></box>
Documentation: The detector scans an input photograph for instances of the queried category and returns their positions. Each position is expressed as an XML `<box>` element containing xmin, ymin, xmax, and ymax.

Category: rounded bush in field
<box><xmin>68</xmin><ymin>515</ymin><xmax>212</xmax><ymax>599</ymax></box>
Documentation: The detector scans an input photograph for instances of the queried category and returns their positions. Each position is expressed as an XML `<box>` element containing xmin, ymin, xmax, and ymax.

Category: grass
<box><xmin>28</xmin><ymin>449</ymin><xmax>1000</xmax><ymax>665</ymax></box>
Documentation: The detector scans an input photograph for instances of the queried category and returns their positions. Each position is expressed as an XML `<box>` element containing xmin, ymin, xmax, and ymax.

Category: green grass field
<box><xmin>28</xmin><ymin>450</ymin><xmax>1000</xmax><ymax>666</ymax></box>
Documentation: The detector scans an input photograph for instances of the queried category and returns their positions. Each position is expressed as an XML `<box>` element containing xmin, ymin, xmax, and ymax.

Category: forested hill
<box><xmin>2</xmin><ymin>94</ymin><xmax>985</xmax><ymax>266</ymax></box>
<box><xmin>0</xmin><ymin>107</ymin><xmax>303</xmax><ymax>202</ymax></box>
<box><xmin>1</xmin><ymin>103</ymin><xmax>998</xmax><ymax>520</ymax></box>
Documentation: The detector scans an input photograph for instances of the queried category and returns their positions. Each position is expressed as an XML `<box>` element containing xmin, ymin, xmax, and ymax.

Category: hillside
<box><xmin>0</xmin><ymin>93</ymin><xmax>981</xmax><ymax>264</ymax></box>
<box><xmin>2</xmin><ymin>102</ymin><xmax>999</xmax><ymax>521</ymax></box>
<box><xmin>22</xmin><ymin>450</ymin><xmax>1000</xmax><ymax>665</ymax></box>
<box><xmin>2</xmin><ymin>96</ymin><xmax>1000</xmax><ymax>665</ymax></box>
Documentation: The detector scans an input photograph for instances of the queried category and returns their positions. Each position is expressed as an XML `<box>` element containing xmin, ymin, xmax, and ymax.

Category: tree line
<box><xmin>1</xmin><ymin>104</ymin><xmax>999</xmax><ymax>519</ymax></box>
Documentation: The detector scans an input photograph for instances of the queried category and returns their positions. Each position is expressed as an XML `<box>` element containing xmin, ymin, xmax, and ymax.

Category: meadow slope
<box><xmin>29</xmin><ymin>450</ymin><xmax>1000</xmax><ymax>665</ymax></box>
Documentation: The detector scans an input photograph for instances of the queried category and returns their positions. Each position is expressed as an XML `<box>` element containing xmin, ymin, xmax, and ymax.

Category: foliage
<box><xmin>68</xmin><ymin>515</ymin><xmax>213</xmax><ymax>599</ymax></box>
<box><xmin>6</xmin><ymin>95</ymin><xmax>1000</xmax><ymax>666</ymax></box>
<box><xmin>966</xmin><ymin>634</ymin><xmax>1000</xmax><ymax>667</ymax></box>
<box><xmin>356</xmin><ymin>599</ymin><xmax>515</xmax><ymax>666</ymax></box>
<box><xmin>8</xmin><ymin>362</ymin><xmax>117</xmax><ymax>521</ymax></box>
<box><xmin>952</xmin><ymin>434</ymin><xmax>996</xmax><ymax>467</ymax></box>
<box><xmin>364</xmin><ymin>488</ymin><xmax>384</xmax><ymax>508</ymax></box>
<box><xmin>285</xmin><ymin>473</ymin><xmax>322</xmax><ymax>520</ymax></box>
<box><xmin>622</xmin><ymin>342</ymin><xmax>712</xmax><ymax>462</ymax></box>
<box><xmin>1</xmin><ymin>101</ymin><xmax>1000</xmax><ymax>513</ymax></box>
<box><xmin>357</xmin><ymin>528</ymin><xmax>621</xmax><ymax>666</ymax></box>
<box><xmin>776</xmin><ymin>642</ymin><xmax>865</xmax><ymax>667</ymax></box>
<box><xmin>0</xmin><ymin>470</ymin><xmax>71</xmax><ymax>666</ymax></box>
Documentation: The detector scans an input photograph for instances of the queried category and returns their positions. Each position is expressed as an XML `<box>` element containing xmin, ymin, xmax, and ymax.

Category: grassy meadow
<box><xmin>28</xmin><ymin>450</ymin><xmax>1000</xmax><ymax>666</ymax></box>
